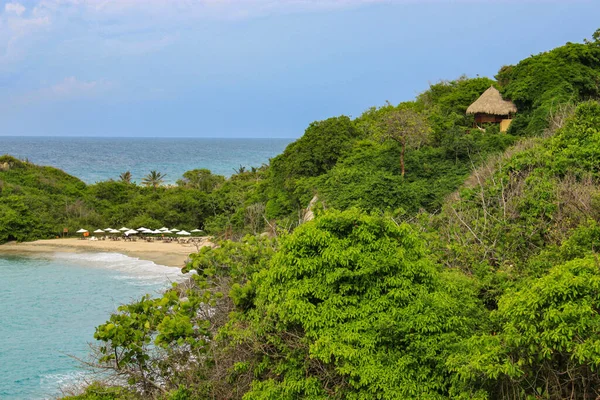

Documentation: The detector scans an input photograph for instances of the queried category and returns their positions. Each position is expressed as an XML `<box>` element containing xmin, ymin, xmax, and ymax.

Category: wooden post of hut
<box><xmin>466</xmin><ymin>86</ymin><xmax>517</xmax><ymax>132</ymax></box>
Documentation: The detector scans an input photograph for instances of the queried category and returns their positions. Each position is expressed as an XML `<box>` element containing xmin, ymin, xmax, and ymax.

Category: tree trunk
<box><xmin>400</xmin><ymin>140</ymin><xmax>406</xmax><ymax>178</ymax></box>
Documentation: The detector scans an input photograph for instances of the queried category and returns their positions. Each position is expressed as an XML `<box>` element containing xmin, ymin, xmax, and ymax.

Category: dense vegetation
<box><xmin>5</xmin><ymin>30</ymin><xmax>600</xmax><ymax>399</ymax></box>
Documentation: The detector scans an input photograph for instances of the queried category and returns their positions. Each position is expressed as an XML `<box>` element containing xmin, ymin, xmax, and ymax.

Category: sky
<box><xmin>0</xmin><ymin>0</ymin><xmax>598</xmax><ymax>138</ymax></box>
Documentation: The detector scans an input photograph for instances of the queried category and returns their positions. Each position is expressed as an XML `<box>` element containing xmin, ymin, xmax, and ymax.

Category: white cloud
<box><xmin>0</xmin><ymin>9</ymin><xmax>51</xmax><ymax>68</ymax></box>
<box><xmin>16</xmin><ymin>77</ymin><xmax>114</xmax><ymax>104</ymax></box>
<box><xmin>5</xmin><ymin>2</ymin><xmax>26</xmax><ymax>16</ymax></box>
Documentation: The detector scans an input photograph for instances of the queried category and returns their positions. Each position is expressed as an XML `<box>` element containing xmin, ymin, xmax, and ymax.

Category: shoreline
<box><xmin>0</xmin><ymin>238</ymin><xmax>209</xmax><ymax>267</ymax></box>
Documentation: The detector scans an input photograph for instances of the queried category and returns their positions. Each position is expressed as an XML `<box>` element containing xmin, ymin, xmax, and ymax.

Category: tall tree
<box><xmin>141</xmin><ymin>170</ymin><xmax>166</xmax><ymax>189</ymax></box>
<box><xmin>119</xmin><ymin>171</ymin><xmax>132</xmax><ymax>184</ymax></box>
<box><xmin>379</xmin><ymin>107</ymin><xmax>431</xmax><ymax>177</ymax></box>
<box><xmin>176</xmin><ymin>169</ymin><xmax>224</xmax><ymax>192</ymax></box>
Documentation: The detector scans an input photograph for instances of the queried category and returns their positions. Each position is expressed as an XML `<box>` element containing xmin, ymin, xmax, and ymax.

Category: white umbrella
<box><xmin>152</xmin><ymin>229</ymin><xmax>163</xmax><ymax>234</ymax></box>
<box><xmin>125</xmin><ymin>230</ymin><xmax>138</xmax><ymax>235</ymax></box>
<box><xmin>76</xmin><ymin>229</ymin><xmax>88</xmax><ymax>233</ymax></box>
<box><xmin>119</xmin><ymin>227</ymin><xmax>130</xmax><ymax>231</ymax></box>
<box><xmin>105</xmin><ymin>228</ymin><xmax>114</xmax><ymax>231</ymax></box>
<box><xmin>93</xmin><ymin>229</ymin><xmax>105</xmax><ymax>234</ymax></box>
<box><xmin>137</xmin><ymin>227</ymin><xmax>148</xmax><ymax>231</ymax></box>
<box><xmin>171</xmin><ymin>228</ymin><xmax>180</xmax><ymax>232</ymax></box>
<box><xmin>191</xmin><ymin>229</ymin><xmax>203</xmax><ymax>233</ymax></box>
<box><xmin>176</xmin><ymin>230</ymin><xmax>191</xmax><ymax>236</ymax></box>
<box><xmin>159</xmin><ymin>227</ymin><xmax>169</xmax><ymax>231</ymax></box>
<box><xmin>109</xmin><ymin>229</ymin><xmax>121</xmax><ymax>234</ymax></box>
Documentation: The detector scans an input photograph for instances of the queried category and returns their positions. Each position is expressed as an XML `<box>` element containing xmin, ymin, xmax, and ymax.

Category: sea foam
<box><xmin>51</xmin><ymin>252</ymin><xmax>185</xmax><ymax>285</ymax></box>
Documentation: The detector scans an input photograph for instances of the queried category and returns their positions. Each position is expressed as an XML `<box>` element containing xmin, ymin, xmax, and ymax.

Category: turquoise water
<box><xmin>0</xmin><ymin>137</ymin><xmax>292</xmax><ymax>398</ymax></box>
<box><xmin>0</xmin><ymin>252</ymin><xmax>184</xmax><ymax>399</ymax></box>
<box><xmin>0</xmin><ymin>137</ymin><xmax>293</xmax><ymax>184</ymax></box>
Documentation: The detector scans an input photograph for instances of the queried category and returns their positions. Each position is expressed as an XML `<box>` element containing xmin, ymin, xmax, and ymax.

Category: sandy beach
<box><xmin>0</xmin><ymin>238</ymin><xmax>211</xmax><ymax>267</ymax></box>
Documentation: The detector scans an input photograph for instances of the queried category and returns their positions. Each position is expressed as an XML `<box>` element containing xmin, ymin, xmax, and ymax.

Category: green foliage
<box><xmin>0</xmin><ymin>155</ymin><xmax>89</xmax><ymax>241</ymax></box>
<box><xmin>377</xmin><ymin>106</ymin><xmax>432</xmax><ymax>177</ymax></box>
<box><xmin>318</xmin><ymin>132</ymin><xmax>514</xmax><ymax>213</ymax></box>
<box><xmin>271</xmin><ymin>116</ymin><xmax>359</xmax><ymax>180</ymax></box>
<box><xmin>62</xmin><ymin>382</ymin><xmax>139</xmax><ymax>400</ymax></box>
<box><xmin>266</xmin><ymin>116</ymin><xmax>360</xmax><ymax>216</ymax></box>
<box><xmin>141</xmin><ymin>170</ymin><xmax>167</xmax><ymax>189</ymax></box>
<box><xmin>176</xmin><ymin>169</ymin><xmax>225</xmax><ymax>192</ymax></box>
<box><xmin>432</xmin><ymin>102</ymin><xmax>600</xmax><ymax>282</ymax></box>
<box><xmin>549</xmin><ymin>101</ymin><xmax>600</xmax><ymax>176</ymax></box>
<box><xmin>34</xmin><ymin>30</ymin><xmax>600</xmax><ymax>400</ymax></box>
<box><xmin>497</xmin><ymin>41</ymin><xmax>600</xmax><ymax>135</ymax></box>
<box><xmin>185</xmin><ymin>234</ymin><xmax>277</xmax><ymax>281</ymax></box>
<box><xmin>229</xmin><ymin>209</ymin><xmax>483</xmax><ymax>399</ymax></box>
<box><xmin>119</xmin><ymin>171</ymin><xmax>133</xmax><ymax>184</ymax></box>
<box><xmin>93</xmin><ymin>284</ymin><xmax>213</xmax><ymax>395</ymax></box>
<box><xmin>88</xmin><ymin>235</ymin><xmax>278</xmax><ymax>398</ymax></box>
<box><xmin>416</xmin><ymin>76</ymin><xmax>495</xmax><ymax>142</ymax></box>
<box><xmin>558</xmin><ymin>220</ymin><xmax>600</xmax><ymax>260</ymax></box>
<box><xmin>0</xmin><ymin>158</ymin><xmax>226</xmax><ymax>242</ymax></box>
<box><xmin>452</xmin><ymin>257</ymin><xmax>600</xmax><ymax>399</ymax></box>
<box><xmin>428</xmin><ymin>101</ymin><xmax>600</xmax><ymax>397</ymax></box>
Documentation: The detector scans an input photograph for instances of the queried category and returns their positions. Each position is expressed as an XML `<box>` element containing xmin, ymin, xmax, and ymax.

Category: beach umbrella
<box><xmin>152</xmin><ymin>229</ymin><xmax>163</xmax><ymax>234</ymax></box>
<box><xmin>171</xmin><ymin>228</ymin><xmax>180</xmax><ymax>232</ymax></box>
<box><xmin>93</xmin><ymin>229</ymin><xmax>105</xmax><ymax>234</ymax></box>
<box><xmin>119</xmin><ymin>227</ymin><xmax>130</xmax><ymax>231</ymax></box>
<box><xmin>159</xmin><ymin>227</ymin><xmax>169</xmax><ymax>231</ymax></box>
<box><xmin>125</xmin><ymin>229</ymin><xmax>138</xmax><ymax>235</ymax></box>
<box><xmin>76</xmin><ymin>229</ymin><xmax>88</xmax><ymax>233</ymax></box>
<box><xmin>137</xmin><ymin>227</ymin><xmax>148</xmax><ymax>231</ymax></box>
<box><xmin>176</xmin><ymin>230</ymin><xmax>191</xmax><ymax>236</ymax></box>
<box><xmin>191</xmin><ymin>229</ymin><xmax>203</xmax><ymax>233</ymax></box>
<box><xmin>109</xmin><ymin>229</ymin><xmax>121</xmax><ymax>234</ymax></box>
<box><xmin>105</xmin><ymin>228</ymin><xmax>114</xmax><ymax>231</ymax></box>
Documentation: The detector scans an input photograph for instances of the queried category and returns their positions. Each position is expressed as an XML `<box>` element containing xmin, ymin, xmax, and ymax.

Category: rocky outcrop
<box><xmin>300</xmin><ymin>195</ymin><xmax>319</xmax><ymax>224</ymax></box>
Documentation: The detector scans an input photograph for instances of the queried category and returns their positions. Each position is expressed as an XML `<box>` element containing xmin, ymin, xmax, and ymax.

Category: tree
<box><xmin>235</xmin><ymin>209</ymin><xmax>482</xmax><ymax>399</ymax></box>
<box><xmin>177</xmin><ymin>169</ymin><xmax>224</xmax><ymax>192</ymax></box>
<box><xmin>141</xmin><ymin>170</ymin><xmax>166</xmax><ymax>189</ymax></box>
<box><xmin>379</xmin><ymin>107</ymin><xmax>431</xmax><ymax>177</ymax></box>
<box><xmin>584</xmin><ymin>28</ymin><xmax>600</xmax><ymax>45</ymax></box>
<box><xmin>452</xmin><ymin>256</ymin><xmax>600</xmax><ymax>399</ymax></box>
<box><xmin>233</xmin><ymin>165</ymin><xmax>246</xmax><ymax>174</ymax></box>
<box><xmin>119</xmin><ymin>171</ymin><xmax>132</xmax><ymax>184</ymax></box>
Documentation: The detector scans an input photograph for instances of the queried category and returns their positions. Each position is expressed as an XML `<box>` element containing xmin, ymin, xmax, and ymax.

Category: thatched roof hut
<box><xmin>466</xmin><ymin>86</ymin><xmax>517</xmax><ymax>116</ymax></box>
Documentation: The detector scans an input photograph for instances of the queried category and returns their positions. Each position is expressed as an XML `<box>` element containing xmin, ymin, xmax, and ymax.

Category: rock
<box><xmin>300</xmin><ymin>195</ymin><xmax>319</xmax><ymax>224</ymax></box>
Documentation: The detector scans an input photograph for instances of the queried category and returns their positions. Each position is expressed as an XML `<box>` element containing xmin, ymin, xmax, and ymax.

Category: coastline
<box><xmin>0</xmin><ymin>238</ymin><xmax>209</xmax><ymax>268</ymax></box>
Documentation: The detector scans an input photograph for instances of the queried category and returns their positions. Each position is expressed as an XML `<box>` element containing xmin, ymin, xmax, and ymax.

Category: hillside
<box><xmin>0</xmin><ymin>156</ymin><xmax>87</xmax><ymax>242</ymax></box>
<box><xmin>4</xmin><ymin>29</ymin><xmax>600</xmax><ymax>399</ymax></box>
<box><xmin>1</xmin><ymin>78</ymin><xmax>515</xmax><ymax>243</ymax></box>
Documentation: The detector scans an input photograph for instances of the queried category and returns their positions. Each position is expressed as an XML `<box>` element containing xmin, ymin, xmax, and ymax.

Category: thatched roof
<box><xmin>466</xmin><ymin>86</ymin><xmax>517</xmax><ymax>116</ymax></box>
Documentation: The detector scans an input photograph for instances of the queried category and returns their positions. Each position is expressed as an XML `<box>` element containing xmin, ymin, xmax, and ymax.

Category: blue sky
<box><xmin>0</xmin><ymin>0</ymin><xmax>598</xmax><ymax>138</ymax></box>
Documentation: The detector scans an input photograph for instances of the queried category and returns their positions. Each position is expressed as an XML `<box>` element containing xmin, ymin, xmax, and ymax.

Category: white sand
<box><xmin>0</xmin><ymin>237</ymin><xmax>212</xmax><ymax>267</ymax></box>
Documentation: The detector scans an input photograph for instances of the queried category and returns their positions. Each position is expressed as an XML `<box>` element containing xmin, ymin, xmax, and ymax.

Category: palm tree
<box><xmin>119</xmin><ymin>171</ymin><xmax>132</xmax><ymax>184</ymax></box>
<box><xmin>233</xmin><ymin>165</ymin><xmax>246</xmax><ymax>174</ymax></box>
<box><xmin>142</xmin><ymin>170</ymin><xmax>166</xmax><ymax>189</ymax></box>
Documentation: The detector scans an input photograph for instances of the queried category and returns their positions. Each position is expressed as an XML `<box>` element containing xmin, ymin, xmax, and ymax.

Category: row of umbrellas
<box><xmin>76</xmin><ymin>227</ymin><xmax>203</xmax><ymax>236</ymax></box>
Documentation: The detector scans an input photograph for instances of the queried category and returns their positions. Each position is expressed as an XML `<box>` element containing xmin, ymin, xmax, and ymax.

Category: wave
<box><xmin>39</xmin><ymin>371</ymin><xmax>88</xmax><ymax>399</ymax></box>
<box><xmin>51</xmin><ymin>252</ymin><xmax>185</xmax><ymax>285</ymax></box>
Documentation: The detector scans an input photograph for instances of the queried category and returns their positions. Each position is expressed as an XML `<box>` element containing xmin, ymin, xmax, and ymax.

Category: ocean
<box><xmin>0</xmin><ymin>137</ymin><xmax>293</xmax><ymax>398</ymax></box>
<box><xmin>0</xmin><ymin>253</ymin><xmax>185</xmax><ymax>399</ymax></box>
<box><xmin>0</xmin><ymin>137</ymin><xmax>293</xmax><ymax>184</ymax></box>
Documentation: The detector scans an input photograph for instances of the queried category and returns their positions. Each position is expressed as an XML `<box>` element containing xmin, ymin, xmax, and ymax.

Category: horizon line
<box><xmin>0</xmin><ymin>135</ymin><xmax>298</xmax><ymax>140</ymax></box>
